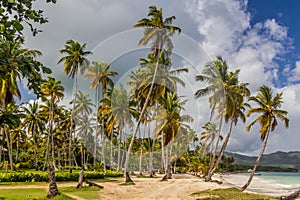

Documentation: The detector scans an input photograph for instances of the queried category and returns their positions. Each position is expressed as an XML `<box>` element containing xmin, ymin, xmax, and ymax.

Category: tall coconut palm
<box><xmin>206</xmin><ymin>71</ymin><xmax>250</xmax><ymax>181</ymax></box>
<box><xmin>155</xmin><ymin>92</ymin><xmax>192</xmax><ymax>178</ymax></box>
<box><xmin>195</xmin><ymin>56</ymin><xmax>237</xmax><ymax>181</ymax></box>
<box><xmin>241</xmin><ymin>85</ymin><xmax>289</xmax><ymax>191</ymax></box>
<box><xmin>0</xmin><ymin>103</ymin><xmax>22</xmax><ymax>170</ymax></box>
<box><xmin>21</xmin><ymin>101</ymin><xmax>44</xmax><ymax>170</ymax></box>
<box><xmin>125</xmin><ymin>5</ymin><xmax>181</xmax><ymax>180</ymax></box>
<box><xmin>84</xmin><ymin>61</ymin><xmax>117</xmax><ymax>171</ymax></box>
<box><xmin>58</xmin><ymin>39</ymin><xmax>92</xmax><ymax>173</ymax></box>
<box><xmin>111</xmin><ymin>85</ymin><xmax>138</xmax><ymax>171</ymax></box>
<box><xmin>73</xmin><ymin>91</ymin><xmax>94</xmax><ymax>167</ymax></box>
<box><xmin>41</xmin><ymin>76</ymin><xmax>64</xmax><ymax>169</ymax></box>
<box><xmin>200</xmin><ymin>122</ymin><xmax>219</xmax><ymax>165</ymax></box>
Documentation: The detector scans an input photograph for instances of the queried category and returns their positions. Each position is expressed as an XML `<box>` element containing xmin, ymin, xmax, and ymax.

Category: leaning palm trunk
<box><xmin>124</xmin><ymin>48</ymin><xmax>161</xmax><ymax>182</ymax></box>
<box><xmin>241</xmin><ymin>129</ymin><xmax>270</xmax><ymax>191</ymax></box>
<box><xmin>207</xmin><ymin>120</ymin><xmax>234</xmax><ymax>180</ymax></box>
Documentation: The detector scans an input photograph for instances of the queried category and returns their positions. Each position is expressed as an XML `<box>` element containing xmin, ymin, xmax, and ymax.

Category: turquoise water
<box><xmin>259</xmin><ymin>172</ymin><xmax>300</xmax><ymax>191</ymax></box>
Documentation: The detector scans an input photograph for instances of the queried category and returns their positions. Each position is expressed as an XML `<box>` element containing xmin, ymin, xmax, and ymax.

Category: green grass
<box><xmin>0</xmin><ymin>186</ymin><xmax>102</xmax><ymax>200</ymax></box>
<box><xmin>192</xmin><ymin>188</ymin><xmax>275</xmax><ymax>200</ymax></box>
<box><xmin>60</xmin><ymin>186</ymin><xmax>101</xmax><ymax>199</ymax></box>
<box><xmin>0</xmin><ymin>188</ymin><xmax>73</xmax><ymax>200</ymax></box>
<box><xmin>119</xmin><ymin>182</ymin><xmax>135</xmax><ymax>186</ymax></box>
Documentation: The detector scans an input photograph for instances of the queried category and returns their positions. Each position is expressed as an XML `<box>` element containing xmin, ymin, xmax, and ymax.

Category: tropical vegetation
<box><xmin>0</xmin><ymin>2</ymin><xmax>291</xmax><ymax>199</ymax></box>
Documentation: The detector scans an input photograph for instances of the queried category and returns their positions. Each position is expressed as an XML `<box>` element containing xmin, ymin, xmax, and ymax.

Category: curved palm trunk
<box><xmin>124</xmin><ymin>51</ymin><xmax>161</xmax><ymax>182</ymax></box>
<box><xmin>241</xmin><ymin>129</ymin><xmax>270</xmax><ymax>191</ymax></box>
<box><xmin>207</xmin><ymin>120</ymin><xmax>234</xmax><ymax>180</ymax></box>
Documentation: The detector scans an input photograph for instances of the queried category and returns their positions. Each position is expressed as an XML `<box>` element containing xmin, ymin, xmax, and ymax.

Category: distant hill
<box><xmin>225</xmin><ymin>151</ymin><xmax>300</xmax><ymax>170</ymax></box>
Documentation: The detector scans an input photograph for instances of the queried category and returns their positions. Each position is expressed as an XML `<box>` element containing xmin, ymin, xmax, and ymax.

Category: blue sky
<box><xmin>248</xmin><ymin>0</ymin><xmax>300</xmax><ymax>87</ymax></box>
<box><xmin>22</xmin><ymin>0</ymin><xmax>300</xmax><ymax>155</ymax></box>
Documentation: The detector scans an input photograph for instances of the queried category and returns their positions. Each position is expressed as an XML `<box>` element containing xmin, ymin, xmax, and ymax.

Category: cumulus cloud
<box><xmin>21</xmin><ymin>0</ymin><xmax>298</xmax><ymax>155</ymax></box>
<box><xmin>288</xmin><ymin>61</ymin><xmax>300</xmax><ymax>82</ymax></box>
<box><xmin>185</xmin><ymin>0</ymin><xmax>296</xmax><ymax>154</ymax></box>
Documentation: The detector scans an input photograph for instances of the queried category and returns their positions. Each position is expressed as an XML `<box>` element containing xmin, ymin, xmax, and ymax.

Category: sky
<box><xmin>21</xmin><ymin>0</ymin><xmax>300</xmax><ymax>156</ymax></box>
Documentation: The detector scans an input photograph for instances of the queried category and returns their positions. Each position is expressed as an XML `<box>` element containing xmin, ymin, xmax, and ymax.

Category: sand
<box><xmin>98</xmin><ymin>174</ymin><xmax>229</xmax><ymax>200</ymax></box>
<box><xmin>97</xmin><ymin>173</ymin><xmax>298</xmax><ymax>200</ymax></box>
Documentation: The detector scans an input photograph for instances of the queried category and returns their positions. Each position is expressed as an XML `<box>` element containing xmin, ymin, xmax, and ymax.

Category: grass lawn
<box><xmin>192</xmin><ymin>188</ymin><xmax>276</xmax><ymax>200</ymax></box>
<box><xmin>0</xmin><ymin>188</ymin><xmax>72</xmax><ymax>200</ymax></box>
<box><xmin>60</xmin><ymin>186</ymin><xmax>101</xmax><ymax>199</ymax></box>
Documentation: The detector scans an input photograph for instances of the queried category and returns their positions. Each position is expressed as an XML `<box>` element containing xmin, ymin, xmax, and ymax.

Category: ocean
<box><xmin>258</xmin><ymin>172</ymin><xmax>300</xmax><ymax>192</ymax></box>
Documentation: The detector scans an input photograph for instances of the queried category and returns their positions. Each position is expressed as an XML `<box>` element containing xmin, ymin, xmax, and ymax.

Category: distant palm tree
<box><xmin>242</xmin><ymin>85</ymin><xmax>289</xmax><ymax>191</ymax></box>
<box><xmin>125</xmin><ymin>5</ymin><xmax>181</xmax><ymax>180</ymax></box>
<box><xmin>0</xmin><ymin>103</ymin><xmax>22</xmax><ymax>170</ymax></box>
<box><xmin>58</xmin><ymin>39</ymin><xmax>92</xmax><ymax>173</ymax></box>
<box><xmin>84</xmin><ymin>61</ymin><xmax>117</xmax><ymax>171</ymax></box>
<box><xmin>21</xmin><ymin>101</ymin><xmax>44</xmax><ymax>170</ymax></box>
<box><xmin>111</xmin><ymin>85</ymin><xmax>138</xmax><ymax>171</ymax></box>
<box><xmin>73</xmin><ymin>91</ymin><xmax>94</xmax><ymax>167</ymax></box>
<box><xmin>41</xmin><ymin>76</ymin><xmax>64</xmax><ymax>169</ymax></box>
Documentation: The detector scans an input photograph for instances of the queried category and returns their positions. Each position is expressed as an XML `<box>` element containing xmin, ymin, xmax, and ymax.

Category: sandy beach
<box><xmin>97</xmin><ymin>173</ymin><xmax>298</xmax><ymax>199</ymax></box>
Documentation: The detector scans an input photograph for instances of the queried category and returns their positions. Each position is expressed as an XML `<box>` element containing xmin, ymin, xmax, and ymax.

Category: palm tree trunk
<box><xmin>117</xmin><ymin>129</ymin><xmax>122</xmax><ymax>171</ymax></box>
<box><xmin>139</xmin><ymin>139</ymin><xmax>144</xmax><ymax>175</ymax></box>
<box><xmin>15</xmin><ymin>139</ymin><xmax>19</xmax><ymax>162</ymax></box>
<box><xmin>5</xmin><ymin>130</ymin><xmax>13</xmax><ymax>170</ymax></box>
<box><xmin>43</xmin><ymin>133</ymin><xmax>51</xmax><ymax>170</ymax></box>
<box><xmin>161</xmin><ymin>134</ymin><xmax>166</xmax><ymax>173</ymax></box>
<box><xmin>110</xmin><ymin>132</ymin><xmax>113</xmax><ymax>169</ymax></box>
<box><xmin>241</xmin><ymin>129</ymin><xmax>270</xmax><ymax>191</ymax></box>
<box><xmin>124</xmin><ymin>49</ymin><xmax>162</xmax><ymax>182</ymax></box>
<box><xmin>101</xmin><ymin>127</ymin><xmax>106</xmax><ymax>172</ymax></box>
<box><xmin>206</xmin><ymin>116</ymin><xmax>223</xmax><ymax>181</ymax></box>
<box><xmin>69</xmin><ymin>78</ymin><xmax>78</xmax><ymax>174</ymax></box>
<box><xmin>207</xmin><ymin>120</ymin><xmax>234</xmax><ymax>180</ymax></box>
<box><xmin>93</xmin><ymin>124</ymin><xmax>97</xmax><ymax>169</ymax></box>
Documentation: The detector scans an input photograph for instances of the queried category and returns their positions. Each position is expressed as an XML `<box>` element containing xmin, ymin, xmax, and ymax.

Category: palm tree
<box><xmin>125</xmin><ymin>5</ymin><xmax>181</xmax><ymax>180</ymax></box>
<box><xmin>200</xmin><ymin>122</ymin><xmax>219</xmax><ymax>168</ymax></box>
<box><xmin>0</xmin><ymin>103</ymin><xmax>22</xmax><ymax>170</ymax></box>
<box><xmin>111</xmin><ymin>85</ymin><xmax>138</xmax><ymax>171</ymax></box>
<box><xmin>21</xmin><ymin>101</ymin><xmax>44</xmax><ymax>170</ymax></box>
<box><xmin>241</xmin><ymin>85</ymin><xmax>289</xmax><ymax>191</ymax></box>
<box><xmin>58</xmin><ymin>39</ymin><xmax>92</xmax><ymax>173</ymax></box>
<box><xmin>73</xmin><ymin>91</ymin><xmax>94</xmax><ymax>167</ymax></box>
<box><xmin>155</xmin><ymin>93</ymin><xmax>192</xmax><ymax>178</ymax></box>
<box><xmin>73</xmin><ymin>91</ymin><xmax>94</xmax><ymax>116</ymax></box>
<box><xmin>207</xmin><ymin>70</ymin><xmax>250</xmax><ymax>181</ymax></box>
<box><xmin>84</xmin><ymin>61</ymin><xmax>117</xmax><ymax>171</ymax></box>
<box><xmin>195</xmin><ymin>56</ymin><xmax>245</xmax><ymax>181</ymax></box>
<box><xmin>41</xmin><ymin>76</ymin><xmax>64</xmax><ymax>169</ymax></box>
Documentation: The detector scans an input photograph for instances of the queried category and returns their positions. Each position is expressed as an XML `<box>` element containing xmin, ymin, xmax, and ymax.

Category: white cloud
<box><xmin>288</xmin><ymin>61</ymin><xmax>300</xmax><ymax>82</ymax></box>
<box><xmin>21</xmin><ymin>0</ymin><xmax>299</xmax><ymax>155</ymax></box>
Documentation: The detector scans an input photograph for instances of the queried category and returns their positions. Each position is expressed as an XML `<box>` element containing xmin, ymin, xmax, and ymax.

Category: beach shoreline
<box><xmin>214</xmin><ymin>173</ymin><xmax>298</xmax><ymax>197</ymax></box>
